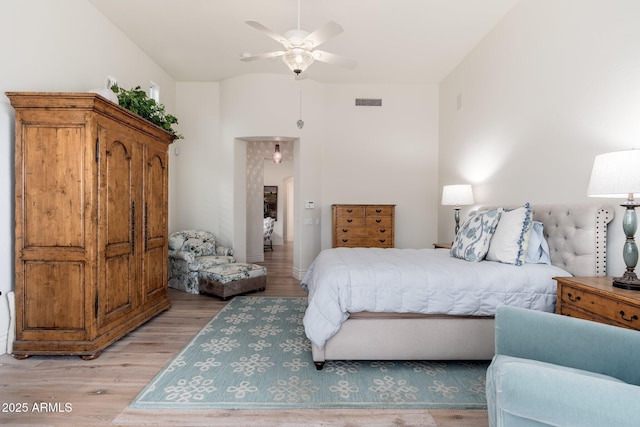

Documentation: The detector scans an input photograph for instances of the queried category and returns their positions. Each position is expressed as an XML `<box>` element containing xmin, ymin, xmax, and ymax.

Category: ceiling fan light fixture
<box><xmin>283</xmin><ymin>49</ymin><xmax>314</xmax><ymax>75</ymax></box>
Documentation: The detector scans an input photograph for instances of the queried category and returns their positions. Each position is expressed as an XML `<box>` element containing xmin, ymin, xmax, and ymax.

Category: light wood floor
<box><xmin>0</xmin><ymin>243</ymin><xmax>488</xmax><ymax>427</ymax></box>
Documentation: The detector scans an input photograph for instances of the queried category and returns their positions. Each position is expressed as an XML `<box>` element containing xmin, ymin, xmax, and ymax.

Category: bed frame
<box><xmin>311</xmin><ymin>204</ymin><xmax>614</xmax><ymax>369</ymax></box>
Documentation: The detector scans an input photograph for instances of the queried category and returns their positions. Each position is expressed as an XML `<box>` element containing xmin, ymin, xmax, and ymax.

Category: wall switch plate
<box><xmin>305</xmin><ymin>201</ymin><xmax>315</xmax><ymax>209</ymax></box>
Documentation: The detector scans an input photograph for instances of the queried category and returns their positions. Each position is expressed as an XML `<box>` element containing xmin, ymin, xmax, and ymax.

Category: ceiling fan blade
<box><xmin>245</xmin><ymin>21</ymin><xmax>288</xmax><ymax>45</ymax></box>
<box><xmin>304</xmin><ymin>21</ymin><xmax>343</xmax><ymax>48</ymax></box>
<box><xmin>312</xmin><ymin>50</ymin><xmax>357</xmax><ymax>69</ymax></box>
<box><xmin>240</xmin><ymin>51</ymin><xmax>286</xmax><ymax>62</ymax></box>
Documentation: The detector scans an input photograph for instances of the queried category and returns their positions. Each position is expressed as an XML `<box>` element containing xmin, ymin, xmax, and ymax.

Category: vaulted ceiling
<box><xmin>89</xmin><ymin>0</ymin><xmax>519</xmax><ymax>84</ymax></box>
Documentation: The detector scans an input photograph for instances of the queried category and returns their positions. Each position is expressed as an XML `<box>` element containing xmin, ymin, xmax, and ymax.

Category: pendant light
<box><xmin>272</xmin><ymin>144</ymin><xmax>283</xmax><ymax>164</ymax></box>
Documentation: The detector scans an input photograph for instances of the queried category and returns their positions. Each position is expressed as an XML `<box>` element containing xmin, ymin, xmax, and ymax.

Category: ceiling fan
<box><xmin>241</xmin><ymin>0</ymin><xmax>357</xmax><ymax>76</ymax></box>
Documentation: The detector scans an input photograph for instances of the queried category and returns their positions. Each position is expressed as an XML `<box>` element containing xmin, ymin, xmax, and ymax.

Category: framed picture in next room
<box><xmin>264</xmin><ymin>186</ymin><xmax>277</xmax><ymax>220</ymax></box>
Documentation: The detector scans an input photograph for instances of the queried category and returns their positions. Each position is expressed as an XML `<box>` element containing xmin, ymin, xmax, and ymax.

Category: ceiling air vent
<box><xmin>355</xmin><ymin>98</ymin><xmax>382</xmax><ymax>107</ymax></box>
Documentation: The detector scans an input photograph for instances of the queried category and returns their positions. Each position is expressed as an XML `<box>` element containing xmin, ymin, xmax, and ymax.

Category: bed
<box><xmin>302</xmin><ymin>204</ymin><xmax>614</xmax><ymax>370</ymax></box>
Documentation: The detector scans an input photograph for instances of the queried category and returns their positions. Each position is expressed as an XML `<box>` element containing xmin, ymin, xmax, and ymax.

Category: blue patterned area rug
<box><xmin>131</xmin><ymin>296</ymin><xmax>488</xmax><ymax>410</ymax></box>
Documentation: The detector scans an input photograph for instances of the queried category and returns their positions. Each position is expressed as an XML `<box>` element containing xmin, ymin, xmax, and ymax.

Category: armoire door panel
<box><xmin>142</xmin><ymin>148</ymin><xmax>168</xmax><ymax>302</ymax></box>
<box><xmin>144</xmin><ymin>246</ymin><xmax>166</xmax><ymax>299</ymax></box>
<box><xmin>98</xmin><ymin>126</ymin><xmax>140</xmax><ymax>330</ymax></box>
<box><xmin>105</xmin><ymin>140</ymin><xmax>135</xmax><ymax>245</ymax></box>
<box><xmin>21</xmin><ymin>261</ymin><xmax>86</xmax><ymax>335</ymax></box>
<box><xmin>22</xmin><ymin>125</ymin><xmax>85</xmax><ymax>249</ymax></box>
<box><xmin>145</xmin><ymin>151</ymin><xmax>166</xmax><ymax>240</ymax></box>
<box><xmin>104</xmin><ymin>254</ymin><xmax>133</xmax><ymax>316</ymax></box>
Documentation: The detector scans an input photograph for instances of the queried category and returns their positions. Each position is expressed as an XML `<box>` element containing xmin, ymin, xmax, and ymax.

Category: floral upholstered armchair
<box><xmin>168</xmin><ymin>230</ymin><xmax>235</xmax><ymax>294</ymax></box>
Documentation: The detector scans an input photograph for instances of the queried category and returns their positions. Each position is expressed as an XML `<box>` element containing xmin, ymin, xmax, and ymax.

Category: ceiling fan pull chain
<box><xmin>297</xmin><ymin>90</ymin><xmax>304</xmax><ymax>129</ymax></box>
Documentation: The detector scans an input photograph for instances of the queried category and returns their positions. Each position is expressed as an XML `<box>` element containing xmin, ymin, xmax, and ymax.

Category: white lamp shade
<box><xmin>587</xmin><ymin>149</ymin><xmax>640</xmax><ymax>198</ymax></box>
<box><xmin>442</xmin><ymin>184</ymin><xmax>474</xmax><ymax>206</ymax></box>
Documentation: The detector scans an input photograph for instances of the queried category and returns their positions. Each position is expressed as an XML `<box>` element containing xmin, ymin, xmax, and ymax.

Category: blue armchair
<box><xmin>486</xmin><ymin>305</ymin><xmax>640</xmax><ymax>427</ymax></box>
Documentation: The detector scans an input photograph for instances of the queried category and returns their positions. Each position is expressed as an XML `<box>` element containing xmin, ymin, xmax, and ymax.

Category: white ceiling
<box><xmin>89</xmin><ymin>0</ymin><xmax>519</xmax><ymax>84</ymax></box>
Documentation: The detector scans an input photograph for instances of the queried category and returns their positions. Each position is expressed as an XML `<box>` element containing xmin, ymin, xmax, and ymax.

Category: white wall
<box><xmin>0</xmin><ymin>0</ymin><xmax>177</xmax><ymax>354</ymax></box>
<box><xmin>174</xmin><ymin>76</ymin><xmax>439</xmax><ymax>275</ymax></box>
<box><xmin>438</xmin><ymin>0</ymin><xmax>640</xmax><ymax>275</ymax></box>
<box><xmin>322</xmin><ymin>83</ymin><xmax>440</xmax><ymax>249</ymax></box>
<box><xmin>172</xmin><ymin>82</ymin><xmax>221</xmax><ymax>234</ymax></box>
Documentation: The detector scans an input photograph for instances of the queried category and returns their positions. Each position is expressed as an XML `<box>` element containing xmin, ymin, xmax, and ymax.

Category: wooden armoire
<box><xmin>8</xmin><ymin>92</ymin><xmax>173</xmax><ymax>359</ymax></box>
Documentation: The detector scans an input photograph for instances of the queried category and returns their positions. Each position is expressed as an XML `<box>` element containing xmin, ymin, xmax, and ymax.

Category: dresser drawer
<box><xmin>335</xmin><ymin>226</ymin><xmax>370</xmax><ymax>237</ymax></box>
<box><xmin>335</xmin><ymin>217</ymin><xmax>365</xmax><ymax>227</ymax></box>
<box><xmin>365</xmin><ymin>206</ymin><xmax>393</xmax><ymax>217</ymax></box>
<box><xmin>558</xmin><ymin>304</ymin><xmax>608</xmax><ymax>324</ymax></box>
<box><xmin>559</xmin><ymin>283</ymin><xmax>640</xmax><ymax>330</ymax></box>
<box><xmin>336</xmin><ymin>237</ymin><xmax>393</xmax><ymax>247</ymax></box>
<box><xmin>336</xmin><ymin>227</ymin><xmax>392</xmax><ymax>238</ymax></box>
<box><xmin>365</xmin><ymin>217</ymin><xmax>393</xmax><ymax>227</ymax></box>
<box><xmin>335</xmin><ymin>206</ymin><xmax>365</xmax><ymax>217</ymax></box>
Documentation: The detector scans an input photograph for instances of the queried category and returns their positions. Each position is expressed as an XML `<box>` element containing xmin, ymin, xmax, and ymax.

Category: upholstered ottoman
<box><xmin>198</xmin><ymin>263</ymin><xmax>267</xmax><ymax>300</ymax></box>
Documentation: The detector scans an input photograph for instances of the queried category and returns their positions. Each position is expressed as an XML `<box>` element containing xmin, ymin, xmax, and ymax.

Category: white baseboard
<box><xmin>0</xmin><ymin>333</ymin><xmax>6</xmax><ymax>354</ymax></box>
<box><xmin>0</xmin><ymin>292</ymin><xmax>12</xmax><ymax>355</ymax></box>
<box><xmin>246</xmin><ymin>251</ymin><xmax>265</xmax><ymax>263</ymax></box>
<box><xmin>292</xmin><ymin>267</ymin><xmax>307</xmax><ymax>281</ymax></box>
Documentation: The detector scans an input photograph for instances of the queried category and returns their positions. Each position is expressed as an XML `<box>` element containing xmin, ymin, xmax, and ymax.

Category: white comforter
<box><xmin>302</xmin><ymin>247</ymin><xmax>571</xmax><ymax>349</ymax></box>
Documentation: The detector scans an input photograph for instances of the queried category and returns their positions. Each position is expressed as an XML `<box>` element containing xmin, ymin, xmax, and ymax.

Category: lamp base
<box><xmin>613</xmin><ymin>271</ymin><xmax>640</xmax><ymax>291</ymax></box>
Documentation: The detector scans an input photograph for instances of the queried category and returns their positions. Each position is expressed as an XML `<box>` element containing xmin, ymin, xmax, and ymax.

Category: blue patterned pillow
<box><xmin>450</xmin><ymin>208</ymin><xmax>504</xmax><ymax>262</ymax></box>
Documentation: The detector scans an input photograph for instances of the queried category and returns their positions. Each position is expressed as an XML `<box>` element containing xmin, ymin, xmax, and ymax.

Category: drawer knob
<box><xmin>379</xmin><ymin>229</ymin><xmax>386</xmax><ymax>233</ymax></box>
<box><xmin>620</xmin><ymin>310</ymin><xmax>639</xmax><ymax>323</ymax></box>
<box><xmin>376</xmin><ymin>209</ymin><xmax>382</xmax><ymax>213</ymax></box>
<box><xmin>567</xmin><ymin>293</ymin><xmax>581</xmax><ymax>302</ymax></box>
<box><xmin>342</xmin><ymin>239</ymin><xmax>349</xmax><ymax>243</ymax></box>
<box><xmin>342</xmin><ymin>229</ymin><xmax>349</xmax><ymax>232</ymax></box>
<box><xmin>347</xmin><ymin>209</ymin><xmax>353</xmax><ymax>213</ymax></box>
<box><xmin>379</xmin><ymin>239</ymin><xmax>386</xmax><ymax>243</ymax></box>
<box><xmin>376</xmin><ymin>219</ymin><xmax>382</xmax><ymax>223</ymax></box>
<box><xmin>347</xmin><ymin>219</ymin><xmax>353</xmax><ymax>223</ymax></box>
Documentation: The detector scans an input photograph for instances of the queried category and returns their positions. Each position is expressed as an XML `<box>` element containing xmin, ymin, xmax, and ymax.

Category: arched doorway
<box><xmin>241</xmin><ymin>138</ymin><xmax>297</xmax><ymax>277</ymax></box>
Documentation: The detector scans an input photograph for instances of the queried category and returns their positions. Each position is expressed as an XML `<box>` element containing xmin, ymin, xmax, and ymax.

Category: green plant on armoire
<box><xmin>111</xmin><ymin>85</ymin><xmax>183</xmax><ymax>140</ymax></box>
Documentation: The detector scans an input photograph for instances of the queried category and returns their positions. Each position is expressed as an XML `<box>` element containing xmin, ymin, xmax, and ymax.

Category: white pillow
<box><xmin>526</xmin><ymin>221</ymin><xmax>551</xmax><ymax>264</ymax></box>
<box><xmin>450</xmin><ymin>208</ymin><xmax>503</xmax><ymax>262</ymax></box>
<box><xmin>486</xmin><ymin>203</ymin><xmax>533</xmax><ymax>266</ymax></box>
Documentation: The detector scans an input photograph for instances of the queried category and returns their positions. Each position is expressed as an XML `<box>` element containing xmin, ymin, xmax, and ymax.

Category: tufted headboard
<box><xmin>477</xmin><ymin>204</ymin><xmax>614</xmax><ymax>277</ymax></box>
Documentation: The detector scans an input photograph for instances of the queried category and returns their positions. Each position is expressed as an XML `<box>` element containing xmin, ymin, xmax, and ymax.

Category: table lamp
<box><xmin>588</xmin><ymin>149</ymin><xmax>640</xmax><ymax>290</ymax></box>
<box><xmin>442</xmin><ymin>184</ymin><xmax>475</xmax><ymax>236</ymax></box>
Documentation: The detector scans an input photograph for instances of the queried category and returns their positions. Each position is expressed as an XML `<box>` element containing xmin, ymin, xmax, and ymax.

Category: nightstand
<box><xmin>433</xmin><ymin>243</ymin><xmax>452</xmax><ymax>249</ymax></box>
<box><xmin>555</xmin><ymin>276</ymin><xmax>640</xmax><ymax>331</ymax></box>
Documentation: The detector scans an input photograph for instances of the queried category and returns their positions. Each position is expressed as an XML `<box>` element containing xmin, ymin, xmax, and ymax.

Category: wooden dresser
<box><xmin>556</xmin><ymin>276</ymin><xmax>640</xmax><ymax>331</ymax></box>
<box><xmin>9</xmin><ymin>92</ymin><xmax>173</xmax><ymax>359</ymax></box>
<box><xmin>332</xmin><ymin>204</ymin><xmax>395</xmax><ymax>248</ymax></box>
